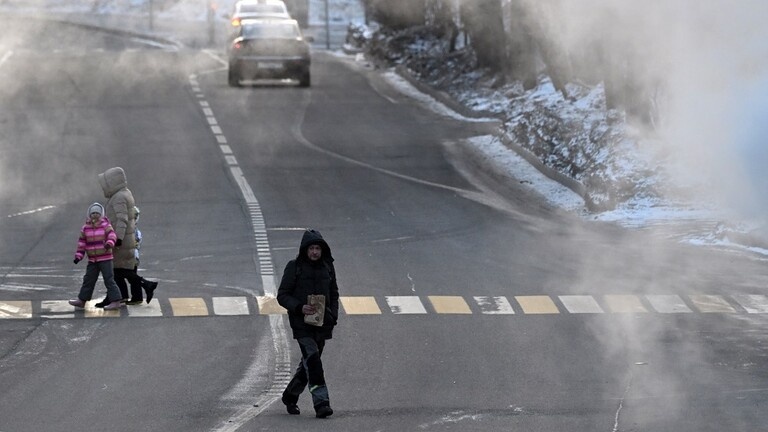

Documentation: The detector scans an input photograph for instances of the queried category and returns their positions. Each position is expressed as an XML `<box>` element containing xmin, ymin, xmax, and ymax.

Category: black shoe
<box><xmin>144</xmin><ymin>281</ymin><xmax>158</xmax><ymax>304</ymax></box>
<box><xmin>315</xmin><ymin>405</ymin><xmax>333</xmax><ymax>418</ymax></box>
<box><xmin>126</xmin><ymin>299</ymin><xmax>143</xmax><ymax>305</ymax></box>
<box><xmin>286</xmin><ymin>404</ymin><xmax>300</xmax><ymax>415</ymax></box>
<box><xmin>94</xmin><ymin>298</ymin><xmax>110</xmax><ymax>308</ymax></box>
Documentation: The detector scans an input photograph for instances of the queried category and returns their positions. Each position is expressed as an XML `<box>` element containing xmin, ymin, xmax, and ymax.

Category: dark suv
<box><xmin>228</xmin><ymin>18</ymin><xmax>312</xmax><ymax>87</ymax></box>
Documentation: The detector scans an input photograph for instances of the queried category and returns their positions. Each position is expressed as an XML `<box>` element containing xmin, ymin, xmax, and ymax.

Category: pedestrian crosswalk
<box><xmin>1</xmin><ymin>293</ymin><xmax>768</xmax><ymax>319</ymax></box>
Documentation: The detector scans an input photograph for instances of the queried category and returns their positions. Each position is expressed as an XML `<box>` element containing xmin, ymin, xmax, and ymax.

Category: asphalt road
<box><xmin>1</xmin><ymin>18</ymin><xmax>768</xmax><ymax>432</ymax></box>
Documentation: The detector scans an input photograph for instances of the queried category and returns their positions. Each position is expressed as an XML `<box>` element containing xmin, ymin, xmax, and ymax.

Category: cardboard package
<box><xmin>304</xmin><ymin>294</ymin><xmax>325</xmax><ymax>326</ymax></box>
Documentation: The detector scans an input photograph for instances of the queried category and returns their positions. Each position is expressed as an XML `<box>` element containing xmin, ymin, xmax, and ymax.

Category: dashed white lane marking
<box><xmin>229</xmin><ymin>166</ymin><xmax>258</xmax><ymax>204</ymax></box>
<box><xmin>188</xmin><ymin>72</ymin><xmax>290</xmax><ymax>431</ymax></box>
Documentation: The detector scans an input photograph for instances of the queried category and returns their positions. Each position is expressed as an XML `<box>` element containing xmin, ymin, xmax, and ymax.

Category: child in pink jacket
<box><xmin>68</xmin><ymin>203</ymin><xmax>124</xmax><ymax>311</ymax></box>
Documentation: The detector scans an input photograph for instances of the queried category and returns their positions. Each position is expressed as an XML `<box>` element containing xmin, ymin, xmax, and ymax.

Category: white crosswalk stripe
<box><xmin>126</xmin><ymin>302</ymin><xmax>163</xmax><ymax>317</ymax></box>
<box><xmin>385</xmin><ymin>296</ymin><xmax>427</xmax><ymax>314</ymax></box>
<box><xmin>646</xmin><ymin>295</ymin><xmax>693</xmax><ymax>313</ymax></box>
<box><xmin>689</xmin><ymin>295</ymin><xmax>736</xmax><ymax>313</ymax></box>
<box><xmin>559</xmin><ymin>295</ymin><xmax>604</xmax><ymax>313</ymax></box>
<box><xmin>731</xmin><ymin>295</ymin><xmax>768</xmax><ymax>313</ymax></box>
<box><xmin>474</xmin><ymin>296</ymin><xmax>515</xmax><ymax>314</ymax></box>
<box><xmin>213</xmin><ymin>296</ymin><xmax>250</xmax><ymax>315</ymax></box>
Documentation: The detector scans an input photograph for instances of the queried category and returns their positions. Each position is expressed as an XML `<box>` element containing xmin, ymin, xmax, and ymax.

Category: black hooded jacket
<box><xmin>277</xmin><ymin>229</ymin><xmax>340</xmax><ymax>339</ymax></box>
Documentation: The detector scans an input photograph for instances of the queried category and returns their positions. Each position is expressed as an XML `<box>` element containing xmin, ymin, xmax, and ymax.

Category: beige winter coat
<box><xmin>98</xmin><ymin>167</ymin><xmax>137</xmax><ymax>269</ymax></box>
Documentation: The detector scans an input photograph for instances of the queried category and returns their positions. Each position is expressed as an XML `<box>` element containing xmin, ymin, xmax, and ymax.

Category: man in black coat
<box><xmin>277</xmin><ymin>229</ymin><xmax>340</xmax><ymax>418</ymax></box>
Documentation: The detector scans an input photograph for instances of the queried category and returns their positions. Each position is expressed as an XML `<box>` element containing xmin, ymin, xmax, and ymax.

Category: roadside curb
<box><xmin>392</xmin><ymin>64</ymin><xmax>596</xmax><ymax>211</ymax></box>
<box><xmin>394</xmin><ymin>64</ymin><xmax>496</xmax><ymax>119</ymax></box>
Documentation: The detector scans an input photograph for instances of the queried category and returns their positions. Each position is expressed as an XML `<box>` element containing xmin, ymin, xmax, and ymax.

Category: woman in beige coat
<box><xmin>94</xmin><ymin>167</ymin><xmax>158</xmax><ymax>307</ymax></box>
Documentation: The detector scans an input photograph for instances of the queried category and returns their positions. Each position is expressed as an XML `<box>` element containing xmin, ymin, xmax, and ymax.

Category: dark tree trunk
<box><xmin>427</xmin><ymin>0</ymin><xmax>459</xmax><ymax>51</ymax></box>
<box><xmin>524</xmin><ymin>1</ymin><xmax>570</xmax><ymax>98</ymax></box>
<box><xmin>366</xmin><ymin>0</ymin><xmax>426</xmax><ymax>29</ymax></box>
<box><xmin>461</xmin><ymin>0</ymin><xmax>507</xmax><ymax>73</ymax></box>
<box><xmin>504</xmin><ymin>0</ymin><xmax>538</xmax><ymax>89</ymax></box>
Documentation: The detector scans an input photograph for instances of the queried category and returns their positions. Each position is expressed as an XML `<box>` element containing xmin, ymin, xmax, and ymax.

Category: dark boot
<box><xmin>286</xmin><ymin>404</ymin><xmax>300</xmax><ymax>415</ymax></box>
<box><xmin>94</xmin><ymin>297</ymin><xmax>110</xmax><ymax>308</ymax></box>
<box><xmin>315</xmin><ymin>405</ymin><xmax>333</xmax><ymax>418</ymax></box>
<box><xmin>142</xmin><ymin>279</ymin><xmax>159</xmax><ymax>304</ymax></box>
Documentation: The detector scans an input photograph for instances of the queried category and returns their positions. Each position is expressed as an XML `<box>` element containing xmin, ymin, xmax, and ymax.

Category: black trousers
<box><xmin>114</xmin><ymin>267</ymin><xmax>143</xmax><ymax>300</ymax></box>
<box><xmin>282</xmin><ymin>334</ymin><xmax>330</xmax><ymax>409</ymax></box>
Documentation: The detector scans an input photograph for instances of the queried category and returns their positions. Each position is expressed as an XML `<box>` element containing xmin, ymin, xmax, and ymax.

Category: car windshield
<box><xmin>238</xmin><ymin>4</ymin><xmax>286</xmax><ymax>14</ymax></box>
<box><xmin>241</xmin><ymin>23</ymin><xmax>299</xmax><ymax>39</ymax></box>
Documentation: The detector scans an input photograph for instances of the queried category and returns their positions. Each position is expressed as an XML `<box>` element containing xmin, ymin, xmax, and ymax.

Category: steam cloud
<box><xmin>518</xmin><ymin>0</ymin><xmax>768</xmax><ymax>221</ymax></box>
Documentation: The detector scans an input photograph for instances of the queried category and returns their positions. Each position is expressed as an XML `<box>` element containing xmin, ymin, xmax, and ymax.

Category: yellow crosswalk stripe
<box><xmin>340</xmin><ymin>296</ymin><xmax>381</xmax><ymax>314</ymax></box>
<box><xmin>0</xmin><ymin>301</ymin><xmax>32</xmax><ymax>319</ymax></box>
<box><xmin>169</xmin><ymin>297</ymin><xmax>209</xmax><ymax>316</ymax></box>
<box><xmin>689</xmin><ymin>295</ymin><xmax>737</xmax><ymax>313</ymax></box>
<box><xmin>604</xmin><ymin>295</ymin><xmax>648</xmax><ymax>313</ymax></box>
<box><xmin>515</xmin><ymin>296</ymin><xmax>559</xmax><ymax>314</ymax></box>
<box><xmin>428</xmin><ymin>296</ymin><xmax>472</xmax><ymax>314</ymax></box>
<box><xmin>256</xmin><ymin>296</ymin><xmax>286</xmax><ymax>314</ymax></box>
